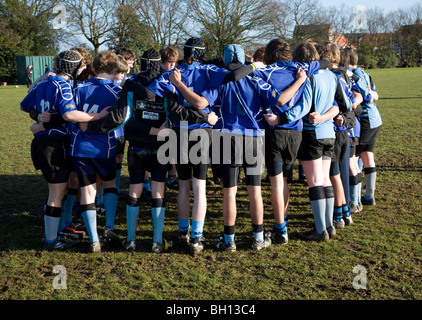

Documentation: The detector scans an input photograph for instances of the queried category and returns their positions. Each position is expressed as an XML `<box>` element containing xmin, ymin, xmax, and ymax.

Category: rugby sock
<box><xmin>364</xmin><ymin>167</ymin><xmax>377</xmax><ymax>200</ymax></box>
<box><xmin>58</xmin><ymin>195</ymin><xmax>67</xmax><ymax>233</ymax></box>
<box><xmin>191</xmin><ymin>220</ymin><xmax>204</xmax><ymax>240</ymax></box>
<box><xmin>224</xmin><ymin>225</ymin><xmax>235</xmax><ymax>245</ymax></box>
<box><xmin>144</xmin><ymin>179</ymin><xmax>151</xmax><ymax>192</ymax></box>
<box><xmin>349</xmin><ymin>175</ymin><xmax>359</xmax><ymax>205</ymax></box>
<box><xmin>284</xmin><ymin>212</ymin><xmax>289</xmax><ymax>226</ymax></box>
<box><xmin>126</xmin><ymin>197</ymin><xmax>141</xmax><ymax>242</ymax></box>
<box><xmin>342</xmin><ymin>204</ymin><xmax>351</xmax><ymax>218</ymax></box>
<box><xmin>274</xmin><ymin>221</ymin><xmax>287</xmax><ymax>236</ymax></box>
<box><xmin>333</xmin><ymin>206</ymin><xmax>343</xmax><ymax>222</ymax></box>
<box><xmin>152</xmin><ymin>198</ymin><xmax>165</xmax><ymax>244</ymax></box>
<box><xmin>178</xmin><ymin>218</ymin><xmax>190</xmax><ymax>233</ymax></box>
<box><xmin>357</xmin><ymin>172</ymin><xmax>363</xmax><ymax>204</ymax></box>
<box><xmin>44</xmin><ymin>205</ymin><xmax>62</xmax><ymax>244</ymax></box>
<box><xmin>96</xmin><ymin>185</ymin><xmax>104</xmax><ymax>206</ymax></box>
<box><xmin>103</xmin><ymin>188</ymin><xmax>118</xmax><ymax>230</ymax></box>
<box><xmin>115</xmin><ymin>163</ymin><xmax>122</xmax><ymax>193</ymax></box>
<box><xmin>81</xmin><ymin>205</ymin><xmax>99</xmax><ymax>243</ymax></box>
<box><xmin>309</xmin><ymin>186</ymin><xmax>326</xmax><ymax>234</ymax></box>
<box><xmin>324</xmin><ymin>186</ymin><xmax>335</xmax><ymax>229</ymax></box>
<box><xmin>64</xmin><ymin>188</ymin><xmax>77</xmax><ymax>227</ymax></box>
<box><xmin>253</xmin><ymin>224</ymin><xmax>264</xmax><ymax>243</ymax></box>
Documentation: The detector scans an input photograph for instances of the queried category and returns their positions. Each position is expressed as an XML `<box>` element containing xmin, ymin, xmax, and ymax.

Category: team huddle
<box><xmin>20</xmin><ymin>37</ymin><xmax>382</xmax><ymax>254</ymax></box>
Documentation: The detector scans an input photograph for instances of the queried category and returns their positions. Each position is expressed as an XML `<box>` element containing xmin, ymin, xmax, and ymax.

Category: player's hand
<box><xmin>79</xmin><ymin>122</ymin><xmax>88</xmax><ymax>130</ymax></box>
<box><xmin>264</xmin><ymin>113</ymin><xmax>279</xmax><ymax>126</ymax></box>
<box><xmin>30</xmin><ymin>122</ymin><xmax>45</xmax><ymax>134</ymax></box>
<box><xmin>39</xmin><ymin>111</ymin><xmax>51</xmax><ymax>123</ymax></box>
<box><xmin>308</xmin><ymin>112</ymin><xmax>322</xmax><ymax>124</ymax></box>
<box><xmin>296</xmin><ymin>67</ymin><xmax>307</xmax><ymax>84</ymax></box>
<box><xmin>98</xmin><ymin>106</ymin><xmax>111</xmax><ymax>119</ymax></box>
<box><xmin>252</xmin><ymin>61</ymin><xmax>266</xmax><ymax>69</ymax></box>
<box><xmin>335</xmin><ymin>115</ymin><xmax>344</xmax><ymax>127</ymax></box>
<box><xmin>207</xmin><ymin>112</ymin><xmax>218</xmax><ymax>126</ymax></box>
<box><xmin>169</xmin><ymin>69</ymin><xmax>182</xmax><ymax>87</ymax></box>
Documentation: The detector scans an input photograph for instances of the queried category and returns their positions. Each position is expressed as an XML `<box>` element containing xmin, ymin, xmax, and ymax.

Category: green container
<box><xmin>16</xmin><ymin>56</ymin><xmax>54</xmax><ymax>85</ymax></box>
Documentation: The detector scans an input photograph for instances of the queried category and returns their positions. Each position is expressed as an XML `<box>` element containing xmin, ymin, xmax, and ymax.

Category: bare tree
<box><xmin>65</xmin><ymin>0</ymin><xmax>118</xmax><ymax>55</ymax></box>
<box><xmin>134</xmin><ymin>0</ymin><xmax>189</xmax><ymax>48</ymax></box>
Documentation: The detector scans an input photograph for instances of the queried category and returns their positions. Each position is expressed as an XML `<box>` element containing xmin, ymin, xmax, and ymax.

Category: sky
<box><xmin>320</xmin><ymin>0</ymin><xmax>420</xmax><ymax>11</ymax></box>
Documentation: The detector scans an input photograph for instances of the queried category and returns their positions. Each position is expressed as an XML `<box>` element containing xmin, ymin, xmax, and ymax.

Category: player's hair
<box><xmin>92</xmin><ymin>50</ymin><xmax>119</xmax><ymax>75</ymax></box>
<box><xmin>116</xmin><ymin>55</ymin><xmax>129</xmax><ymax>74</ymax></box>
<box><xmin>263</xmin><ymin>38</ymin><xmax>293</xmax><ymax>65</ymax></box>
<box><xmin>345</xmin><ymin>47</ymin><xmax>358</xmax><ymax>66</ymax></box>
<box><xmin>339</xmin><ymin>48</ymin><xmax>350</xmax><ymax>67</ymax></box>
<box><xmin>160</xmin><ymin>46</ymin><xmax>179</xmax><ymax>63</ymax></box>
<box><xmin>115</xmin><ymin>47</ymin><xmax>136</xmax><ymax>61</ymax></box>
<box><xmin>293</xmin><ymin>42</ymin><xmax>320</xmax><ymax>62</ymax></box>
<box><xmin>253</xmin><ymin>46</ymin><xmax>265</xmax><ymax>62</ymax></box>
<box><xmin>315</xmin><ymin>43</ymin><xmax>332</xmax><ymax>62</ymax></box>
<box><xmin>70</xmin><ymin>47</ymin><xmax>93</xmax><ymax>67</ymax></box>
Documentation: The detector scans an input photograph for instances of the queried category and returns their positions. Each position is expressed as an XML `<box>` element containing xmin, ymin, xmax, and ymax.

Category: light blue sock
<box><xmin>310</xmin><ymin>199</ymin><xmax>326</xmax><ymax>234</ymax></box>
<box><xmin>44</xmin><ymin>215</ymin><xmax>60</xmax><ymax>244</ymax></box>
<box><xmin>333</xmin><ymin>206</ymin><xmax>343</xmax><ymax>222</ymax></box>
<box><xmin>152</xmin><ymin>206</ymin><xmax>165</xmax><ymax>244</ymax></box>
<box><xmin>350</xmin><ymin>184</ymin><xmax>359</xmax><ymax>205</ymax></box>
<box><xmin>126</xmin><ymin>205</ymin><xmax>139</xmax><ymax>242</ymax></box>
<box><xmin>82</xmin><ymin>209</ymin><xmax>99</xmax><ymax>243</ymax></box>
<box><xmin>178</xmin><ymin>218</ymin><xmax>190</xmax><ymax>233</ymax></box>
<box><xmin>104</xmin><ymin>189</ymin><xmax>118</xmax><ymax>229</ymax></box>
<box><xmin>224</xmin><ymin>233</ymin><xmax>235</xmax><ymax>245</ymax></box>
<box><xmin>274</xmin><ymin>222</ymin><xmax>287</xmax><ymax>235</ymax></box>
<box><xmin>253</xmin><ymin>231</ymin><xmax>264</xmax><ymax>243</ymax></box>
<box><xmin>191</xmin><ymin>220</ymin><xmax>204</xmax><ymax>240</ymax></box>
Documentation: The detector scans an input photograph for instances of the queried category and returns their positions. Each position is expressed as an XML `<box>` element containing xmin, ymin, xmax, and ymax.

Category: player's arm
<box><xmin>222</xmin><ymin>62</ymin><xmax>265</xmax><ymax>84</ymax></box>
<box><xmin>165</xmin><ymin>93</ymin><xmax>216</xmax><ymax>125</ymax></box>
<box><xmin>169</xmin><ymin>69</ymin><xmax>210</xmax><ymax>110</ymax></box>
<box><xmin>63</xmin><ymin>107</ymin><xmax>110</xmax><ymax>123</ymax></box>
<box><xmin>307</xmin><ymin>103</ymin><xmax>340</xmax><ymax>124</ymax></box>
<box><xmin>275</xmin><ymin>67</ymin><xmax>307</xmax><ymax>106</ymax></box>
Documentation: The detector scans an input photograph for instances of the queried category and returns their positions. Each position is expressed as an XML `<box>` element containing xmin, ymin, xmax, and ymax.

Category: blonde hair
<box><xmin>92</xmin><ymin>50</ymin><xmax>119</xmax><ymax>75</ymax></box>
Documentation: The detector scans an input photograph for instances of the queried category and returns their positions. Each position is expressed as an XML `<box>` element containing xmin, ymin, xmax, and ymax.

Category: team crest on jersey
<box><xmin>65</xmin><ymin>104</ymin><xmax>75</xmax><ymax>110</ymax></box>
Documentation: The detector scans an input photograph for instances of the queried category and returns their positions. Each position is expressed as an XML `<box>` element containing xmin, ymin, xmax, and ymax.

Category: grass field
<box><xmin>0</xmin><ymin>68</ymin><xmax>421</xmax><ymax>305</ymax></box>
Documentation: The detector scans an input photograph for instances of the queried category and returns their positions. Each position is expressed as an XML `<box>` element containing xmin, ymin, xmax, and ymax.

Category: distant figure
<box><xmin>26</xmin><ymin>65</ymin><xmax>33</xmax><ymax>88</ymax></box>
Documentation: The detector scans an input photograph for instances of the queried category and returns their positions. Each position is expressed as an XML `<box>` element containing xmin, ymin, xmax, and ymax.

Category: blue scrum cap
<box><xmin>223</xmin><ymin>44</ymin><xmax>245</xmax><ymax>66</ymax></box>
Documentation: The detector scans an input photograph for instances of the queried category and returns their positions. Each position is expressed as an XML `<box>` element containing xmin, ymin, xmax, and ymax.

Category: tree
<box><xmin>65</xmin><ymin>0</ymin><xmax>118</xmax><ymax>55</ymax></box>
<box><xmin>135</xmin><ymin>0</ymin><xmax>189</xmax><ymax>48</ymax></box>
<box><xmin>187</xmin><ymin>0</ymin><xmax>275</xmax><ymax>59</ymax></box>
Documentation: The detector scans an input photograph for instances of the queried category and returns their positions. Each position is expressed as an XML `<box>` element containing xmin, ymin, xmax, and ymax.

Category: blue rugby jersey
<box><xmin>252</xmin><ymin>61</ymin><xmax>321</xmax><ymax>131</ymax></box>
<box><xmin>201</xmin><ymin>74</ymin><xmax>281</xmax><ymax>137</ymax></box>
<box><xmin>286</xmin><ymin>69</ymin><xmax>339</xmax><ymax>140</ymax></box>
<box><xmin>148</xmin><ymin>61</ymin><xmax>228</xmax><ymax>129</ymax></box>
<box><xmin>69</xmin><ymin>78</ymin><xmax>122</xmax><ymax>159</ymax></box>
<box><xmin>352</xmin><ymin>68</ymin><xmax>382</xmax><ymax>129</ymax></box>
<box><xmin>332</xmin><ymin>70</ymin><xmax>355</xmax><ymax>132</ymax></box>
<box><xmin>21</xmin><ymin>75</ymin><xmax>78</xmax><ymax>137</ymax></box>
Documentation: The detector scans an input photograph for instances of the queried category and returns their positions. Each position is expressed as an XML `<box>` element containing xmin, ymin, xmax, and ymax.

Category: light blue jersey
<box><xmin>69</xmin><ymin>78</ymin><xmax>122</xmax><ymax>159</ymax></box>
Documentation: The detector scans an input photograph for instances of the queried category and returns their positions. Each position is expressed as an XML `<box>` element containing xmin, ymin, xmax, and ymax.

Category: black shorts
<box><xmin>297</xmin><ymin>130</ymin><xmax>335</xmax><ymax>161</ymax></box>
<box><xmin>116</xmin><ymin>136</ymin><xmax>126</xmax><ymax>155</ymax></box>
<box><xmin>127</xmin><ymin>147</ymin><xmax>171</xmax><ymax>184</ymax></box>
<box><xmin>357</xmin><ymin>118</ymin><xmax>380</xmax><ymax>154</ymax></box>
<box><xmin>30</xmin><ymin>134</ymin><xmax>70</xmax><ymax>184</ymax></box>
<box><xmin>218</xmin><ymin>134</ymin><xmax>264</xmax><ymax>188</ymax></box>
<box><xmin>175</xmin><ymin>127</ymin><xmax>211</xmax><ymax>180</ymax></box>
<box><xmin>72</xmin><ymin>157</ymin><xmax>117</xmax><ymax>187</ymax></box>
<box><xmin>331</xmin><ymin>131</ymin><xmax>349</xmax><ymax>162</ymax></box>
<box><xmin>265</xmin><ymin>127</ymin><xmax>301</xmax><ymax>177</ymax></box>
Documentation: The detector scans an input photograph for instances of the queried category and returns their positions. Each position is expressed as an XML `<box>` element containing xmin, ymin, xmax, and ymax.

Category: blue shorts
<box><xmin>72</xmin><ymin>157</ymin><xmax>116</xmax><ymax>187</ymax></box>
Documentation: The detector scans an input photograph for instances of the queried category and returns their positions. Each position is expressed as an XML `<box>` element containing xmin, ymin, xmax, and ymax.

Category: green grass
<box><xmin>0</xmin><ymin>68</ymin><xmax>421</xmax><ymax>302</ymax></box>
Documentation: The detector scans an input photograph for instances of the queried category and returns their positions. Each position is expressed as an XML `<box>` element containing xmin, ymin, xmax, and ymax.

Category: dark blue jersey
<box><xmin>148</xmin><ymin>61</ymin><xmax>228</xmax><ymax>129</ymax></box>
<box><xmin>252</xmin><ymin>61</ymin><xmax>320</xmax><ymax>131</ymax></box>
<box><xmin>69</xmin><ymin>78</ymin><xmax>121</xmax><ymax>159</ymax></box>
<box><xmin>20</xmin><ymin>75</ymin><xmax>78</xmax><ymax>137</ymax></box>
<box><xmin>201</xmin><ymin>74</ymin><xmax>281</xmax><ymax>137</ymax></box>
